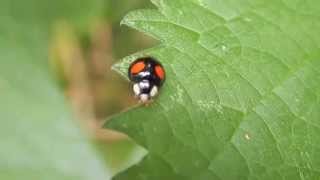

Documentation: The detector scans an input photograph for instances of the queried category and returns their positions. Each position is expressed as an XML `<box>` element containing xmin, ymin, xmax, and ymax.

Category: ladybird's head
<box><xmin>133</xmin><ymin>80</ymin><xmax>158</xmax><ymax>103</ymax></box>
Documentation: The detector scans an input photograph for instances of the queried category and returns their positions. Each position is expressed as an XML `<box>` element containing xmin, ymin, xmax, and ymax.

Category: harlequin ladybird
<box><xmin>128</xmin><ymin>57</ymin><xmax>165</xmax><ymax>103</ymax></box>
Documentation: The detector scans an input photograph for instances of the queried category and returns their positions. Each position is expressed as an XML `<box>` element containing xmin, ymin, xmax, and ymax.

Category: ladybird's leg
<box><xmin>143</xmin><ymin>99</ymin><xmax>153</xmax><ymax>106</ymax></box>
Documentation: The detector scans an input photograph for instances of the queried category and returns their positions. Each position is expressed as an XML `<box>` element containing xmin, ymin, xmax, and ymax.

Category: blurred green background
<box><xmin>51</xmin><ymin>0</ymin><xmax>156</xmax><ymax>176</ymax></box>
<box><xmin>0</xmin><ymin>0</ymin><xmax>156</xmax><ymax>178</ymax></box>
<box><xmin>53</xmin><ymin>0</ymin><xmax>156</xmax><ymax>117</ymax></box>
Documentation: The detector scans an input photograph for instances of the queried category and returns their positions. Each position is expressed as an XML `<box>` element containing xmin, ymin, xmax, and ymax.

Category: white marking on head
<box><xmin>139</xmin><ymin>71</ymin><xmax>150</xmax><ymax>76</ymax></box>
<box><xmin>133</xmin><ymin>83</ymin><xmax>140</xmax><ymax>96</ymax></box>
<box><xmin>150</xmin><ymin>86</ymin><xmax>158</xmax><ymax>97</ymax></box>
<box><xmin>139</xmin><ymin>94</ymin><xmax>149</xmax><ymax>102</ymax></box>
<box><xmin>139</xmin><ymin>80</ymin><xmax>150</xmax><ymax>89</ymax></box>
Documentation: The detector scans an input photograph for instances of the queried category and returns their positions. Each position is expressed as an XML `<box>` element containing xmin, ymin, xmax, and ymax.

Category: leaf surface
<box><xmin>106</xmin><ymin>0</ymin><xmax>320</xmax><ymax>179</ymax></box>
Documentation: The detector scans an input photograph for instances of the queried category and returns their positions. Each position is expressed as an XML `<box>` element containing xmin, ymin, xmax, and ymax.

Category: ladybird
<box><xmin>128</xmin><ymin>57</ymin><xmax>165</xmax><ymax>103</ymax></box>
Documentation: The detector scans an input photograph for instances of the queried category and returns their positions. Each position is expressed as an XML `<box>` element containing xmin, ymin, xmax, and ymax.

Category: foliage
<box><xmin>0</xmin><ymin>0</ymin><xmax>111</xmax><ymax>179</ymax></box>
<box><xmin>106</xmin><ymin>0</ymin><xmax>320</xmax><ymax>179</ymax></box>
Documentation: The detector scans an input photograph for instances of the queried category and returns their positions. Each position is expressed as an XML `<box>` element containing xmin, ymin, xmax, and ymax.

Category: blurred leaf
<box><xmin>105</xmin><ymin>0</ymin><xmax>320</xmax><ymax>179</ymax></box>
<box><xmin>0</xmin><ymin>0</ymin><xmax>105</xmax><ymax>29</ymax></box>
<box><xmin>96</xmin><ymin>139</ymin><xmax>147</xmax><ymax>176</ymax></box>
<box><xmin>109</xmin><ymin>0</ymin><xmax>156</xmax><ymax>59</ymax></box>
<box><xmin>0</xmin><ymin>0</ymin><xmax>112</xmax><ymax>179</ymax></box>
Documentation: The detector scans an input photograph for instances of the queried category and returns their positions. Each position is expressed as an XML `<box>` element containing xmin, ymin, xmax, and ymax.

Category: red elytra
<box><xmin>130</xmin><ymin>61</ymin><xmax>145</xmax><ymax>74</ymax></box>
<box><xmin>155</xmin><ymin>65</ymin><xmax>165</xmax><ymax>80</ymax></box>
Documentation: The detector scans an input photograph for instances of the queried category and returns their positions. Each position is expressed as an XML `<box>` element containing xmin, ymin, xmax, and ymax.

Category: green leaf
<box><xmin>105</xmin><ymin>0</ymin><xmax>320</xmax><ymax>179</ymax></box>
<box><xmin>0</xmin><ymin>0</ymin><xmax>111</xmax><ymax>179</ymax></box>
<box><xmin>96</xmin><ymin>139</ymin><xmax>147</xmax><ymax>176</ymax></box>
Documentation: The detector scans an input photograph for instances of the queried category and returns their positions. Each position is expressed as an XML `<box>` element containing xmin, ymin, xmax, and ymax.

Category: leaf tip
<box><xmin>120</xmin><ymin>11</ymin><xmax>139</xmax><ymax>27</ymax></box>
